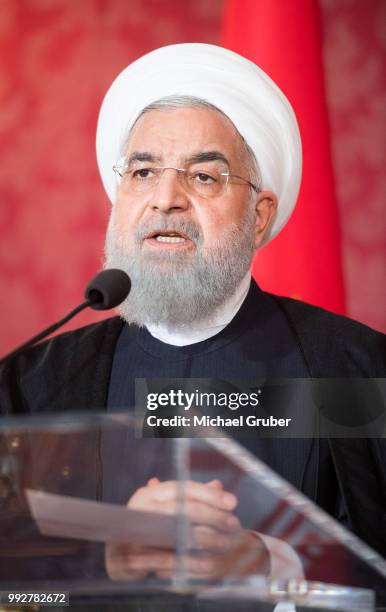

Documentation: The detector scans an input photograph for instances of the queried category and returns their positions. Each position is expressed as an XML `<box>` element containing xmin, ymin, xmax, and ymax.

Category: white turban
<box><xmin>96</xmin><ymin>43</ymin><xmax>302</xmax><ymax>245</ymax></box>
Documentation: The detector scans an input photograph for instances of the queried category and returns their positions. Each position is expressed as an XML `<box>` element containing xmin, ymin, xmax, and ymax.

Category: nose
<box><xmin>148</xmin><ymin>168</ymin><xmax>190</xmax><ymax>213</ymax></box>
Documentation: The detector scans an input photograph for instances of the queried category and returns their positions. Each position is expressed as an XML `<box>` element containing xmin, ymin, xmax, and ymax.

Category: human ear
<box><xmin>253</xmin><ymin>190</ymin><xmax>278</xmax><ymax>248</ymax></box>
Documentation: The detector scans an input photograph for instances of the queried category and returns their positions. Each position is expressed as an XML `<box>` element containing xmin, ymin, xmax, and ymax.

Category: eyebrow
<box><xmin>126</xmin><ymin>150</ymin><xmax>230</xmax><ymax>167</ymax></box>
<box><xmin>185</xmin><ymin>151</ymin><xmax>230</xmax><ymax>167</ymax></box>
<box><xmin>126</xmin><ymin>152</ymin><xmax>162</xmax><ymax>166</ymax></box>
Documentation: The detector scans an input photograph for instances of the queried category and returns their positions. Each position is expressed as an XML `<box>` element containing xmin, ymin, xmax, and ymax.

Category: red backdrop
<box><xmin>222</xmin><ymin>0</ymin><xmax>346</xmax><ymax>314</ymax></box>
<box><xmin>0</xmin><ymin>0</ymin><xmax>385</xmax><ymax>354</ymax></box>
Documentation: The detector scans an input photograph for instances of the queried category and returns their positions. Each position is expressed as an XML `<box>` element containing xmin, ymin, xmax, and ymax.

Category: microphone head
<box><xmin>85</xmin><ymin>269</ymin><xmax>131</xmax><ymax>310</ymax></box>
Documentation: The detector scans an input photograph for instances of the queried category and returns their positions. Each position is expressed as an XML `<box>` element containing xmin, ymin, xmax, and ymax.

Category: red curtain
<box><xmin>222</xmin><ymin>0</ymin><xmax>345</xmax><ymax>313</ymax></box>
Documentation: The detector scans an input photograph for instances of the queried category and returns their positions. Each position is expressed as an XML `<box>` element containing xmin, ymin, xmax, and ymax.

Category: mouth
<box><xmin>144</xmin><ymin>230</ymin><xmax>194</xmax><ymax>248</ymax></box>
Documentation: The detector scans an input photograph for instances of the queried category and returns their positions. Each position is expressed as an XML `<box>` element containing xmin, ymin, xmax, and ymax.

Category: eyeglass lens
<box><xmin>118</xmin><ymin>166</ymin><xmax>228</xmax><ymax>198</ymax></box>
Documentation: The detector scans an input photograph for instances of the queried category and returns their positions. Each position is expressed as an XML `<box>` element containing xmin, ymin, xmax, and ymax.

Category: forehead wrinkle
<box><xmin>125</xmin><ymin>108</ymin><xmax>249</xmax><ymax>170</ymax></box>
<box><xmin>124</xmin><ymin>106</ymin><xmax>252</xmax><ymax>165</ymax></box>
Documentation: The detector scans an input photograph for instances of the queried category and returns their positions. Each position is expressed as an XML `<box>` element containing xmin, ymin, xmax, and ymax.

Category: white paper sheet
<box><xmin>26</xmin><ymin>488</ymin><xmax>187</xmax><ymax>548</ymax></box>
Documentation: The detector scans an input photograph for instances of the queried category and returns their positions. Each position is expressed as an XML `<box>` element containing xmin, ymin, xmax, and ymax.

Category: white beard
<box><xmin>104</xmin><ymin>208</ymin><xmax>256</xmax><ymax>328</ymax></box>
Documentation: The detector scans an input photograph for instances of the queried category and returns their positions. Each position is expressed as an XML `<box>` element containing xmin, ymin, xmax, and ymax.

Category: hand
<box><xmin>106</xmin><ymin>478</ymin><xmax>269</xmax><ymax>581</ymax></box>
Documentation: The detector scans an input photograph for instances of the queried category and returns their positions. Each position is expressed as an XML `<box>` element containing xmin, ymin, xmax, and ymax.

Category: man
<box><xmin>1</xmin><ymin>44</ymin><xmax>385</xmax><ymax>593</ymax></box>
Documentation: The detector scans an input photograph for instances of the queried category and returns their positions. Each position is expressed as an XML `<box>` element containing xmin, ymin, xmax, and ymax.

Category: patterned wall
<box><xmin>320</xmin><ymin>0</ymin><xmax>386</xmax><ymax>332</ymax></box>
<box><xmin>0</xmin><ymin>0</ymin><xmax>384</xmax><ymax>355</ymax></box>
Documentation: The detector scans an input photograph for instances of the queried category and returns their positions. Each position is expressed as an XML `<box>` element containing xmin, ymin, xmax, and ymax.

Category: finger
<box><xmin>124</xmin><ymin>549</ymin><xmax>176</xmax><ymax>573</ymax></box>
<box><xmin>206</xmin><ymin>479</ymin><xmax>223</xmax><ymax>489</ymax></box>
<box><xmin>147</xmin><ymin>477</ymin><xmax>160</xmax><ymax>486</ymax></box>
<box><xmin>156</xmin><ymin>554</ymin><xmax>216</xmax><ymax>580</ymax></box>
<box><xmin>105</xmin><ymin>543</ymin><xmax>148</xmax><ymax>581</ymax></box>
<box><xmin>120</xmin><ymin>553</ymin><xmax>216</xmax><ymax>581</ymax></box>
<box><xmin>148</xmin><ymin>480</ymin><xmax>237</xmax><ymax>511</ymax></box>
<box><xmin>158</xmin><ymin>499</ymin><xmax>240</xmax><ymax>532</ymax></box>
<box><xmin>107</xmin><ymin>544</ymin><xmax>176</xmax><ymax>578</ymax></box>
<box><xmin>193</xmin><ymin>525</ymin><xmax>236</xmax><ymax>552</ymax></box>
<box><xmin>159</xmin><ymin>478</ymin><xmax>223</xmax><ymax>490</ymax></box>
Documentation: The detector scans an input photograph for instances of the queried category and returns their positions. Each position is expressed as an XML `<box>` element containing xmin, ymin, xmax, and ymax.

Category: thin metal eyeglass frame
<box><xmin>112</xmin><ymin>161</ymin><xmax>260</xmax><ymax>195</ymax></box>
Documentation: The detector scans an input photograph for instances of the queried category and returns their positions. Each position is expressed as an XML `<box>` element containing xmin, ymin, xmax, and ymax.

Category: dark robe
<box><xmin>0</xmin><ymin>283</ymin><xmax>385</xmax><ymax>606</ymax></box>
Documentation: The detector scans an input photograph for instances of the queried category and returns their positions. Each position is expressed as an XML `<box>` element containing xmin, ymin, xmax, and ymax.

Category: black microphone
<box><xmin>0</xmin><ymin>269</ymin><xmax>131</xmax><ymax>365</ymax></box>
<box><xmin>85</xmin><ymin>268</ymin><xmax>131</xmax><ymax>310</ymax></box>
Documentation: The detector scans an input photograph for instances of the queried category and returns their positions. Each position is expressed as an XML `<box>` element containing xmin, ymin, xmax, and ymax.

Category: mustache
<box><xmin>134</xmin><ymin>216</ymin><xmax>203</xmax><ymax>244</ymax></box>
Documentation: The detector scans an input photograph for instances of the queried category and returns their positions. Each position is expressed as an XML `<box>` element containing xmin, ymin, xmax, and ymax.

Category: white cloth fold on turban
<box><xmin>96</xmin><ymin>43</ymin><xmax>302</xmax><ymax>244</ymax></box>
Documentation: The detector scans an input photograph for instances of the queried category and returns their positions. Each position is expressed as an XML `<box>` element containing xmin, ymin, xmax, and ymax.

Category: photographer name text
<box><xmin>146</xmin><ymin>414</ymin><xmax>291</xmax><ymax>428</ymax></box>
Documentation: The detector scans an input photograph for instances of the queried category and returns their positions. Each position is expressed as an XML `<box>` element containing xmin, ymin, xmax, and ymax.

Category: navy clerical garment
<box><xmin>1</xmin><ymin>280</ymin><xmax>385</xmax><ymax>603</ymax></box>
<box><xmin>104</xmin><ymin>282</ymin><xmax>341</xmax><ymax>519</ymax></box>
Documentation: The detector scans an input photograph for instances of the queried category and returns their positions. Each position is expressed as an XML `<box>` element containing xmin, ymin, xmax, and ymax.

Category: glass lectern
<box><xmin>0</xmin><ymin>412</ymin><xmax>384</xmax><ymax>611</ymax></box>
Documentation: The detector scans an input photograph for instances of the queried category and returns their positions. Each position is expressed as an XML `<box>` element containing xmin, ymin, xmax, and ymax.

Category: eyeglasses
<box><xmin>112</xmin><ymin>158</ymin><xmax>260</xmax><ymax>199</ymax></box>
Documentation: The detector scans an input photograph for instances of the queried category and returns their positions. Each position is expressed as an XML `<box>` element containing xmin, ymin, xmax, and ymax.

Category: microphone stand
<box><xmin>0</xmin><ymin>268</ymin><xmax>131</xmax><ymax>366</ymax></box>
<box><xmin>0</xmin><ymin>298</ymin><xmax>98</xmax><ymax>366</ymax></box>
